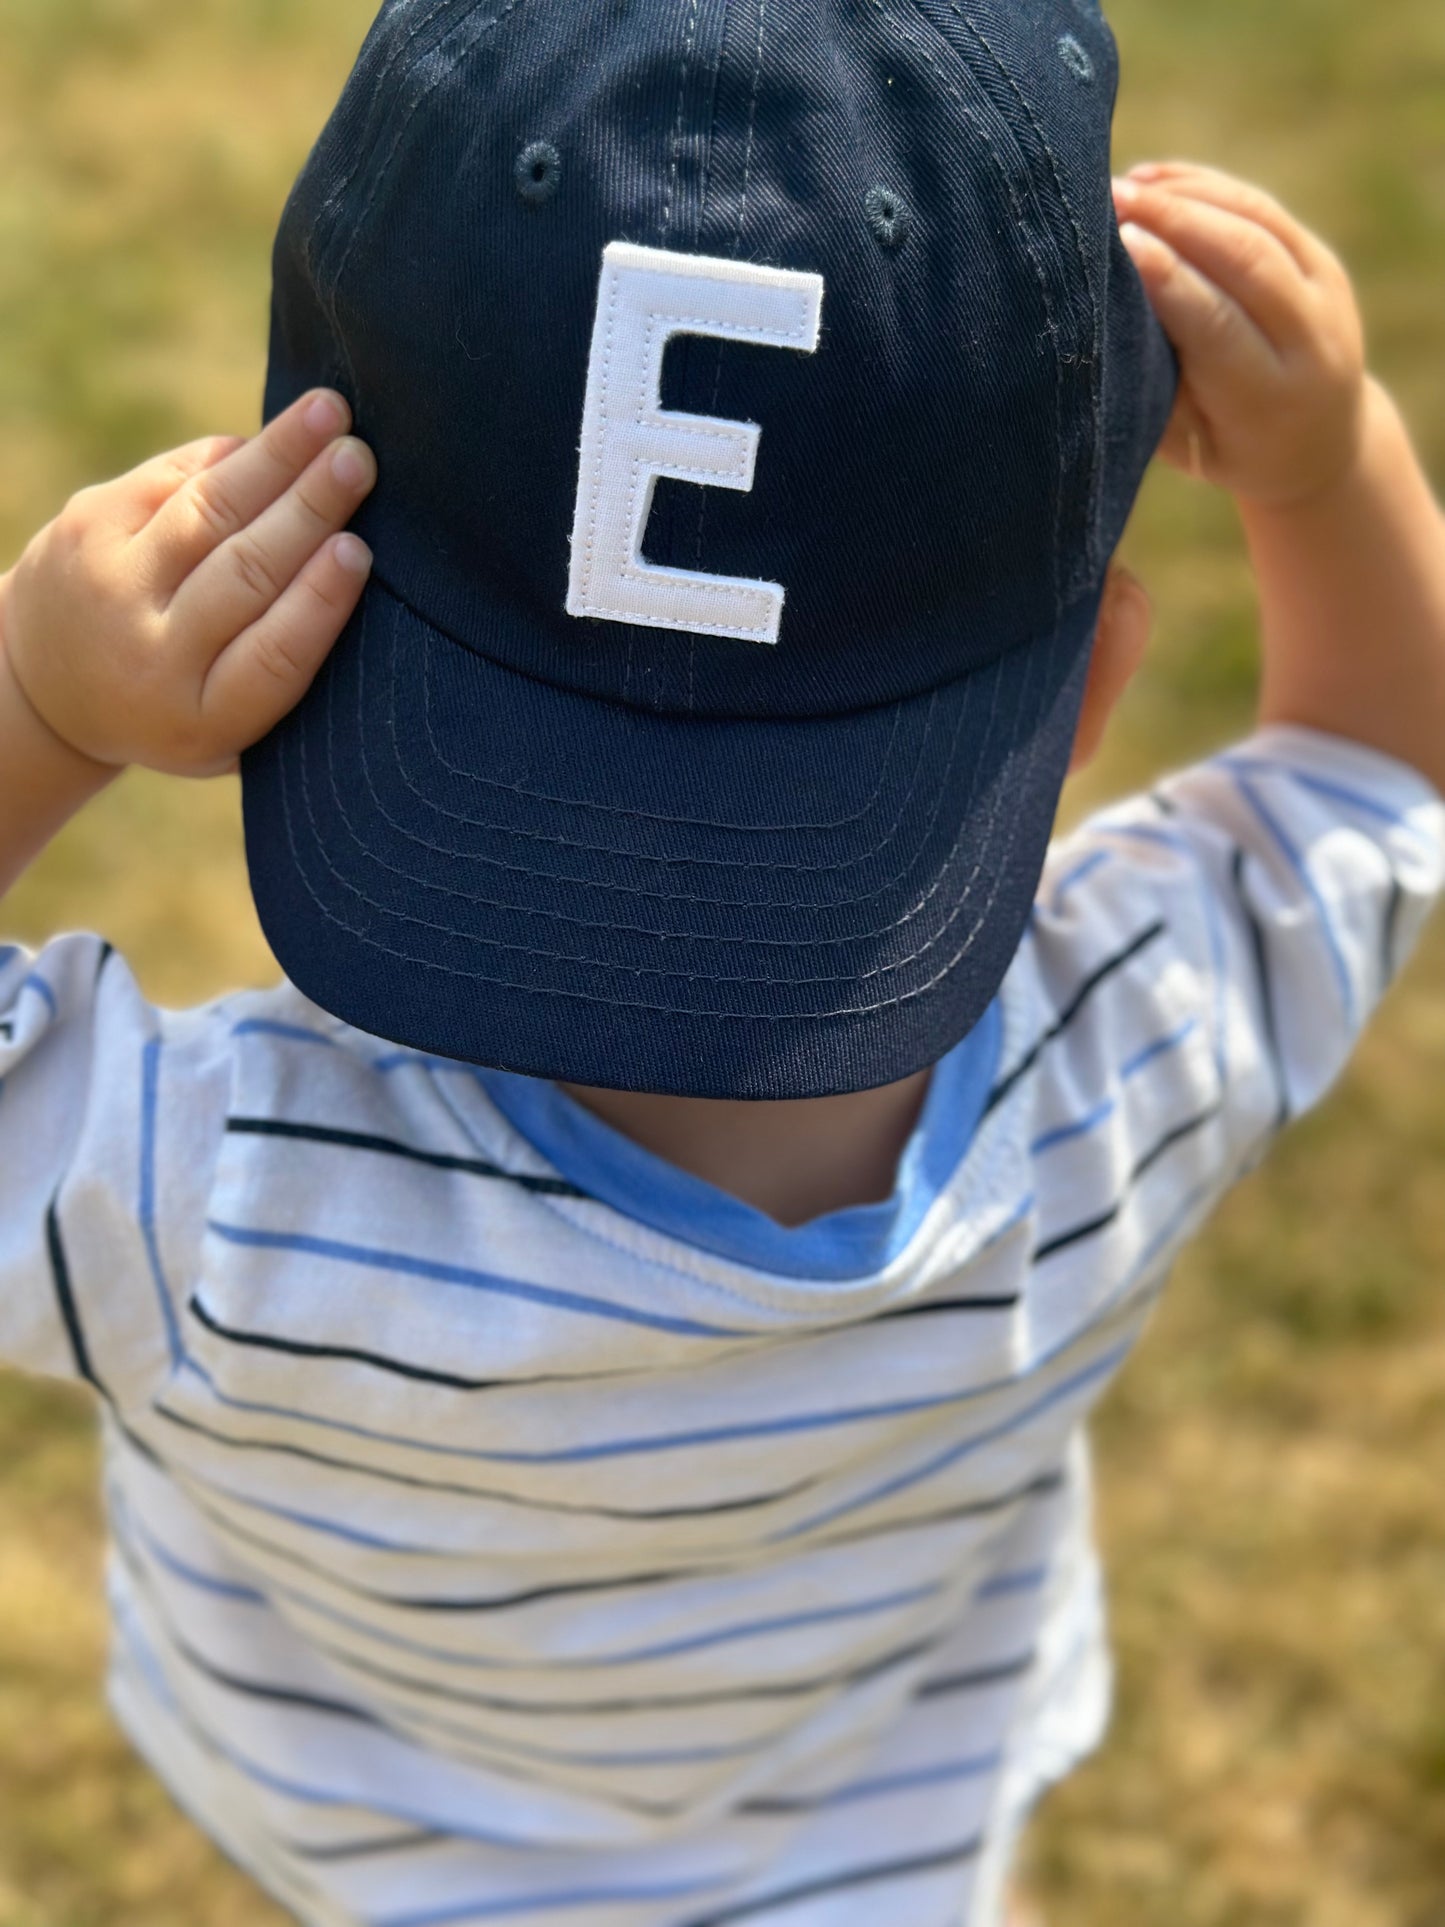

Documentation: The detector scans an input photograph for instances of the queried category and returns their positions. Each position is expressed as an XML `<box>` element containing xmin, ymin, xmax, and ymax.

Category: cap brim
<box><xmin>241</xmin><ymin>578</ymin><xmax>1100</xmax><ymax>1098</ymax></box>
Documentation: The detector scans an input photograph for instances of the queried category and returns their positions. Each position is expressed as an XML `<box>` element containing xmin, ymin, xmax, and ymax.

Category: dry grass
<box><xmin>0</xmin><ymin>1</ymin><xmax>1442</xmax><ymax>1921</ymax></box>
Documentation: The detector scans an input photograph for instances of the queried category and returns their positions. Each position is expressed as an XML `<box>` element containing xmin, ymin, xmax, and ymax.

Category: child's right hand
<box><xmin>1117</xmin><ymin>160</ymin><xmax>1445</xmax><ymax>802</ymax></box>
<box><xmin>0</xmin><ymin>389</ymin><xmax>376</xmax><ymax>777</ymax></box>
<box><xmin>1112</xmin><ymin>162</ymin><xmax>1368</xmax><ymax>511</ymax></box>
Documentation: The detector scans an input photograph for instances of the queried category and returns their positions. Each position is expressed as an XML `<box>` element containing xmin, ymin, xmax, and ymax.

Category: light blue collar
<box><xmin>475</xmin><ymin>1000</ymin><xmax>1001</xmax><ymax>1282</ymax></box>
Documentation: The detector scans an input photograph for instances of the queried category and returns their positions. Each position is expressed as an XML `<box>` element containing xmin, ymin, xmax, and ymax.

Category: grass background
<box><xmin>0</xmin><ymin>1</ymin><xmax>1442</xmax><ymax>1921</ymax></box>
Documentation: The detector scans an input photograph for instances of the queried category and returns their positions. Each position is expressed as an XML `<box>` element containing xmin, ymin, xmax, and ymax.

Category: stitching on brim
<box><xmin>268</xmin><ymin>612</ymin><xmax>1047</xmax><ymax>1020</ymax></box>
<box><xmin>337</xmin><ymin>607</ymin><xmax>993</xmax><ymax>940</ymax></box>
<box><xmin>329</xmin><ymin>605</ymin><xmax>1002</xmax><ymax>952</ymax></box>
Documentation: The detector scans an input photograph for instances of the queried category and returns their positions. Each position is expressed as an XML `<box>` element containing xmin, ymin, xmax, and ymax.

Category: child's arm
<box><xmin>1114</xmin><ymin>161</ymin><xmax>1445</xmax><ymax>792</ymax></box>
<box><xmin>0</xmin><ymin>389</ymin><xmax>377</xmax><ymax>898</ymax></box>
<box><xmin>1022</xmin><ymin>167</ymin><xmax>1443</xmax><ymax>1249</ymax></box>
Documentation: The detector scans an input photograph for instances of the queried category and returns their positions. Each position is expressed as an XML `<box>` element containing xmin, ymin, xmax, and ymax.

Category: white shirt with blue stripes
<box><xmin>1</xmin><ymin>727</ymin><xmax>1441</xmax><ymax>1927</ymax></box>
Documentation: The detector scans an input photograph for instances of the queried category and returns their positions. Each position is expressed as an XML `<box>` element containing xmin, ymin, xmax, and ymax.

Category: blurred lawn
<box><xmin>1</xmin><ymin>2</ymin><xmax>1443</xmax><ymax>1923</ymax></box>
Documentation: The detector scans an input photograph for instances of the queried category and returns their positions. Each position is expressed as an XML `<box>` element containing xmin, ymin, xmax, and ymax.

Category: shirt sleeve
<box><xmin>0</xmin><ymin>934</ymin><xmax>231</xmax><ymax>1407</ymax></box>
<box><xmin>1031</xmin><ymin>725</ymin><xmax>1445</xmax><ymax>1177</ymax></box>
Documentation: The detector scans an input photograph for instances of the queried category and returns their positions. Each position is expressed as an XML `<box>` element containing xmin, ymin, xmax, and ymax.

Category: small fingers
<box><xmin>85</xmin><ymin>436</ymin><xmax>247</xmax><ymax>539</ymax></box>
<box><xmin>1118</xmin><ymin>219</ymin><xmax>1279</xmax><ymax>383</ymax></box>
<box><xmin>1125</xmin><ymin>161</ymin><xmax>1339</xmax><ymax>281</ymax></box>
<box><xmin>166</xmin><ymin>434</ymin><xmax>377</xmax><ymax>658</ymax></box>
<box><xmin>199</xmin><ymin>533</ymin><xmax>372</xmax><ymax>750</ymax></box>
<box><xmin>1115</xmin><ymin>178</ymin><xmax>1313</xmax><ymax>353</ymax></box>
<box><xmin>141</xmin><ymin>389</ymin><xmax>353</xmax><ymax>596</ymax></box>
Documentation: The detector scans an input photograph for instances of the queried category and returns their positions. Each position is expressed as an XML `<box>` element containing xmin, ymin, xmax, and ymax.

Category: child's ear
<box><xmin>1069</xmin><ymin>565</ymin><xmax>1152</xmax><ymax>774</ymax></box>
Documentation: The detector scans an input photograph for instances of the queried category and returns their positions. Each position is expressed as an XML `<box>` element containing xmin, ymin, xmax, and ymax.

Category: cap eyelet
<box><xmin>864</xmin><ymin>184</ymin><xmax>912</xmax><ymax>250</ymax></box>
<box><xmin>1057</xmin><ymin>34</ymin><xmax>1094</xmax><ymax>82</ymax></box>
<box><xmin>515</xmin><ymin>140</ymin><xmax>561</xmax><ymax>206</ymax></box>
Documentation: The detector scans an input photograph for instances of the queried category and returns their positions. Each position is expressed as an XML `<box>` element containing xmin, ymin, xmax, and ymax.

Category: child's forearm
<box><xmin>0</xmin><ymin>579</ymin><xmax>117</xmax><ymax>900</ymax></box>
<box><xmin>1245</xmin><ymin>378</ymin><xmax>1445</xmax><ymax>794</ymax></box>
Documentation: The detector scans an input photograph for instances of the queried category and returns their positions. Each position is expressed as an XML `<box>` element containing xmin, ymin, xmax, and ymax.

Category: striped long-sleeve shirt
<box><xmin>1</xmin><ymin>727</ymin><xmax>1441</xmax><ymax>1927</ymax></box>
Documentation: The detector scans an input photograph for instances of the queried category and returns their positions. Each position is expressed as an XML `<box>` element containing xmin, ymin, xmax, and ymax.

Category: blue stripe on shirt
<box><xmin>1221</xmin><ymin>754</ymin><xmax>1433</xmax><ymax>841</ymax></box>
<box><xmin>139</xmin><ymin>1038</ymin><xmax>184</xmax><ymax>1366</ymax></box>
<box><xmin>1046</xmin><ymin>848</ymin><xmax>1112</xmax><ymax>913</ymax></box>
<box><xmin>373</xmin><ymin>1871</ymin><xmax>731</xmax><ymax>1927</ymax></box>
<box><xmin>114</xmin><ymin>1604</ymin><xmax>563</xmax><ymax>1852</ymax></box>
<box><xmin>188</xmin><ymin>1479</ymin><xmax>441</xmax><ymax>1553</ymax></box>
<box><xmin>1229</xmin><ymin>771</ymin><xmax>1357</xmax><ymax>1028</ymax></box>
<box><xmin>20</xmin><ymin>971</ymin><xmax>58</xmax><ymax>1017</ymax></box>
<box><xmin>124</xmin><ymin>1468</ymin><xmax>1059</xmax><ymax>1696</ymax></box>
<box><xmin>1031</xmin><ymin>1096</ymin><xmax>1114</xmax><ymax>1158</ymax></box>
<box><xmin>752</xmin><ymin>1749</ymin><xmax>1002</xmax><ymax>1812</ymax></box>
<box><xmin>1029</xmin><ymin>1017</ymin><xmax>1199</xmax><ymax>1158</ymax></box>
<box><xmin>974</xmin><ymin>1566</ymin><xmax>1047</xmax><ymax>1601</ymax></box>
<box><xmin>160</xmin><ymin>1193</ymin><xmax>1173</xmax><ymax>1568</ymax></box>
<box><xmin>172</xmin><ymin>1328</ymin><xmax>1070</xmax><ymax>1468</ymax></box>
<box><xmin>113</xmin><ymin>1496</ymin><xmax>268</xmax><ymax>1605</ymax></box>
<box><xmin>1119</xmin><ymin>1015</ymin><xmax>1199</xmax><ymax>1081</ymax></box>
<box><xmin>777</xmin><ymin>1338</ymin><xmax>1135</xmax><ymax>1541</ymax></box>
<box><xmin>205</xmin><ymin>1221</ymin><xmax>745</xmax><ymax>1340</ymax></box>
<box><xmin>573</xmin><ymin>1579</ymin><xmax>944</xmax><ymax>1669</ymax></box>
<box><xmin>230</xmin><ymin>1019</ymin><xmax>339</xmax><ymax>1048</ymax></box>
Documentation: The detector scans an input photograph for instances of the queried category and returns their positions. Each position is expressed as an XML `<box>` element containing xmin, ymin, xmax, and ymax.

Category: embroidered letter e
<box><xmin>566</xmin><ymin>243</ymin><xmax>823</xmax><ymax>646</ymax></box>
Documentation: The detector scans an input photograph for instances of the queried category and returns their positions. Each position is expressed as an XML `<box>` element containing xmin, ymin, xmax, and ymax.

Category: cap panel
<box><xmin>648</xmin><ymin>0</ymin><xmax>1076</xmax><ymax>711</ymax></box>
<box><xmin>268</xmin><ymin>0</ymin><xmax>707</xmax><ymax>663</ymax></box>
<box><xmin>249</xmin><ymin>0</ymin><xmax>1174</xmax><ymax>1096</ymax></box>
<box><xmin>266</xmin><ymin>0</ymin><xmax>1097</xmax><ymax>721</ymax></box>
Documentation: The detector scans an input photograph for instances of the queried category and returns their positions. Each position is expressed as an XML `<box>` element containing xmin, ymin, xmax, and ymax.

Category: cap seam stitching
<box><xmin>340</xmin><ymin>614</ymin><xmax>991</xmax><ymax>934</ymax></box>
<box><xmin>362</xmin><ymin>563</ymin><xmax>1104</xmax><ymax>729</ymax></box>
<box><xmin>265</xmin><ymin>631</ymin><xmax>1047</xmax><ymax>1015</ymax></box>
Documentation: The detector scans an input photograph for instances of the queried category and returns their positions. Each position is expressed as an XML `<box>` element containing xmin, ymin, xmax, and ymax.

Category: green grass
<box><xmin>1</xmin><ymin>2</ymin><xmax>1443</xmax><ymax>1921</ymax></box>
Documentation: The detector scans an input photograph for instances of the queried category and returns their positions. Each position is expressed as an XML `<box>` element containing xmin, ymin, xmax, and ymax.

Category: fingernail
<box><xmin>1112</xmin><ymin>175</ymin><xmax>1139</xmax><ymax>205</ymax></box>
<box><xmin>1129</xmin><ymin>161</ymin><xmax>1164</xmax><ymax>180</ymax></box>
<box><xmin>334</xmin><ymin>533</ymin><xmax>372</xmax><ymax>576</ymax></box>
<box><xmin>332</xmin><ymin>440</ymin><xmax>373</xmax><ymax>489</ymax></box>
<box><xmin>304</xmin><ymin>391</ymin><xmax>346</xmax><ymax>436</ymax></box>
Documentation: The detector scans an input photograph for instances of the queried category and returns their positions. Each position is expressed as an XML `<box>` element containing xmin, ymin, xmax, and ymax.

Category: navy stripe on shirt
<box><xmin>186</xmin><ymin>1294</ymin><xmax>593</xmax><ymax>1394</ymax></box>
<box><xmin>1231</xmin><ymin>846</ymin><xmax>1291</xmax><ymax>1132</ymax></box>
<box><xmin>121</xmin><ymin>1504</ymin><xmax>971</xmax><ymax>1716</ymax></box>
<box><xmin>675</xmin><ymin>1836</ymin><xmax>984</xmax><ymax>1927</ymax></box>
<box><xmin>133</xmin><ymin>1451</ymin><xmax>1061</xmax><ymax>1624</ymax></box>
<box><xmin>1382</xmin><ymin>876</ymin><xmax>1405</xmax><ymax>990</ymax></box>
<box><xmin>1031</xmin><ymin>1101</ymin><xmax>1224</xmax><ymax>1263</ymax></box>
<box><xmin>283</xmin><ymin>1827</ymin><xmax>448</xmax><ymax>1864</ymax></box>
<box><xmin>144</xmin><ymin>1404</ymin><xmax>823</xmax><ymax>1521</ymax></box>
<box><xmin>914</xmin><ymin>1650</ymin><xmax>1037</xmax><ymax>1699</ymax></box>
<box><xmin>226</xmin><ymin>1116</ymin><xmax>585</xmax><ymax>1197</ymax></box>
<box><xmin>985</xmin><ymin>919</ymin><xmax>1169</xmax><ymax>1117</ymax></box>
<box><xmin>46</xmin><ymin>1197</ymin><xmax>103</xmax><ymax>1394</ymax></box>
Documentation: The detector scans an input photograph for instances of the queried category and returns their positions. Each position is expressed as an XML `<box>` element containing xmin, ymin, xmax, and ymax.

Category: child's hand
<box><xmin>1113</xmin><ymin>162</ymin><xmax>1368</xmax><ymax>511</ymax></box>
<box><xmin>0</xmin><ymin>389</ymin><xmax>376</xmax><ymax>777</ymax></box>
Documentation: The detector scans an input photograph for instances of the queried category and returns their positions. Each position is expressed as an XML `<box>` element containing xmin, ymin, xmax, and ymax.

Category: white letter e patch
<box><xmin>566</xmin><ymin>242</ymin><xmax>823</xmax><ymax>647</ymax></box>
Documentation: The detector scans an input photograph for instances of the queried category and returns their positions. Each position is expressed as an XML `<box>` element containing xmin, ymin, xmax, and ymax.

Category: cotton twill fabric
<box><xmin>242</xmin><ymin>572</ymin><xmax>1100</xmax><ymax>1099</ymax></box>
<box><xmin>1</xmin><ymin>728</ymin><xmax>1441</xmax><ymax>1927</ymax></box>
<box><xmin>246</xmin><ymin>0</ymin><xmax>1178</xmax><ymax>1101</ymax></box>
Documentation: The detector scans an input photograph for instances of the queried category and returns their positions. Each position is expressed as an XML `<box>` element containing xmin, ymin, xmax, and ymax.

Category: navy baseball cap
<box><xmin>243</xmin><ymin>0</ymin><xmax>1175</xmax><ymax>1099</ymax></box>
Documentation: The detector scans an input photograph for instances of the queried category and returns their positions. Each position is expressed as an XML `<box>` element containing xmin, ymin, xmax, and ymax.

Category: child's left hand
<box><xmin>0</xmin><ymin>388</ymin><xmax>376</xmax><ymax>778</ymax></box>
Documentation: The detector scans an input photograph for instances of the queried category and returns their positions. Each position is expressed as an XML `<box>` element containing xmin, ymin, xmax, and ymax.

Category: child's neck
<box><xmin>558</xmin><ymin>1071</ymin><xmax>933</xmax><ymax>1228</ymax></box>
